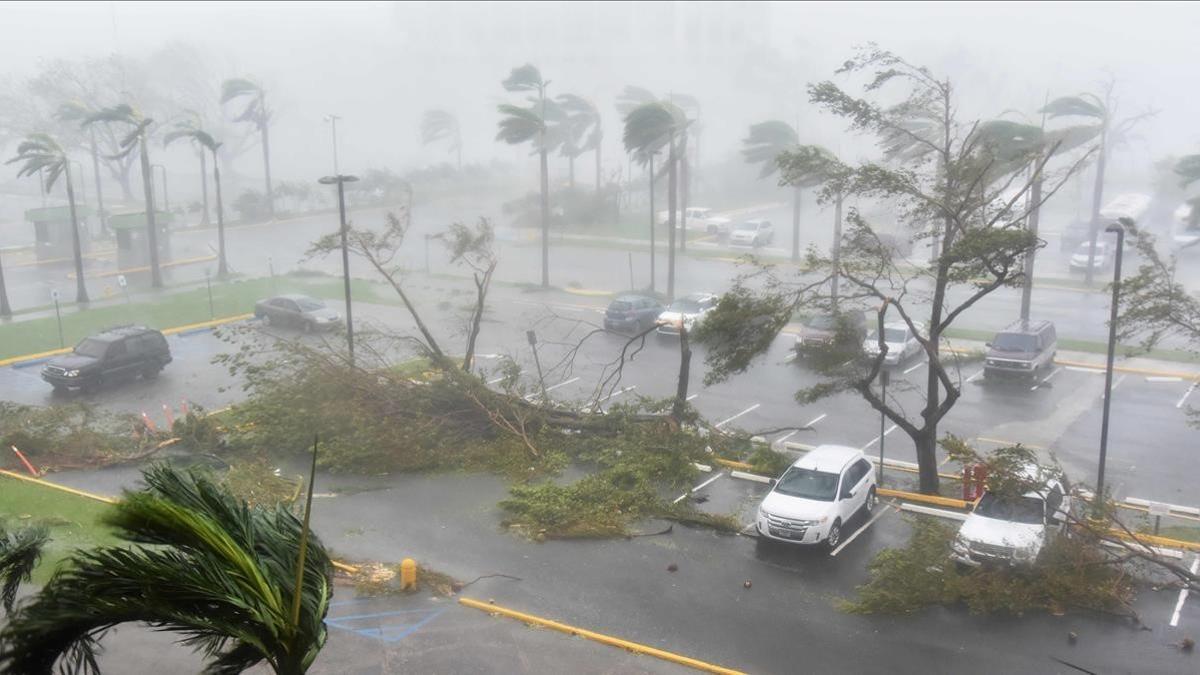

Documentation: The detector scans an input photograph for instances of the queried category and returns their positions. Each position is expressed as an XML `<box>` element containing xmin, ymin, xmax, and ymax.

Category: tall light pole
<box><xmin>1094</xmin><ymin>221</ymin><xmax>1125</xmax><ymax>514</ymax></box>
<box><xmin>647</xmin><ymin>149</ymin><xmax>660</xmax><ymax>293</ymax></box>
<box><xmin>324</xmin><ymin>115</ymin><xmax>341</xmax><ymax>175</ymax></box>
<box><xmin>319</xmin><ymin>174</ymin><xmax>359</xmax><ymax>366</ymax></box>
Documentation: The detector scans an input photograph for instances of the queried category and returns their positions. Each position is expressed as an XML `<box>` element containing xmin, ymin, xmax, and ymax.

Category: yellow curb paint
<box><xmin>333</xmin><ymin>561</ymin><xmax>360</xmax><ymax>574</ymax></box>
<box><xmin>712</xmin><ymin>457</ymin><xmax>754</xmax><ymax>471</ymax></box>
<box><xmin>876</xmin><ymin>487</ymin><xmax>972</xmax><ymax>510</ymax></box>
<box><xmin>161</xmin><ymin>313</ymin><xmax>254</xmax><ymax>336</ymax></box>
<box><xmin>562</xmin><ymin>287</ymin><xmax>615</xmax><ymax>298</ymax></box>
<box><xmin>0</xmin><ymin>346</ymin><xmax>73</xmax><ymax>368</ymax></box>
<box><xmin>974</xmin><ymin>437</ymin><xmax>1047</xmax><ymax>451</ymax></box>
<box><xmin>1103</xmin><ymin>528</ymin><xmax>1200</xmax><ymax>553</ymax></box>
<box><xmin>0</xmin><ymin>469</ymin><xmax>116</xmax><ymax>504</ymax></box>
<box><xmin>70</xmin><ymin>254</ymin><xmax>218</xmax><ymax>279</ymax></box>
<box><xmin>458</xmin><ymin>597</ymin><xmax>746</xmax><ymax>675</ymax></box>
<box><xmin>1052</xmin><ymin>358</ymin><xmax>1200</xmax><ymax>380</ymax></box>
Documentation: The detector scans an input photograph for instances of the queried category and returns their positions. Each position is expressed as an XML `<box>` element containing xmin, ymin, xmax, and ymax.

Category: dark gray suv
<box><xmin>604</xmin><ymin>294</ymin><xmax>664</xmax><ymax>333</ymax></box>
<box><xmin>983</xmin><ymin>320</ymin><xmax>1057</xmax><ymax>381</ymax></box>
<box><xmin>42</xmin><ymin>326</ymin><xmax>172</xmax><ymax>393</ymax></box>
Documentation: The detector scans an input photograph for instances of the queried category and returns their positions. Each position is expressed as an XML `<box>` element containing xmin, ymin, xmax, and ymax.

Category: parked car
<box><xmin>1068</xmin><ymin>241</ymin><xmax>1114</xmax><ymax>273</ymax></box>
<box><xmin>951</xmin><ymin>466</ymin><xmax>1072</xmax><ymax>567</ymax></box>
<box><xmin>254</xmin><ymin>294</ymin><xmax>342</xmax><ymax>331</ymax></box>
<box><xmin>983</xmin><ymin>320</ymin><xmax>1057</xmax><ymax>381</ymax></box>
<box><xmin>603</xmin><ymin>294</ymin><xmax>665</xmax><ymax>333</ymax></box>
<box><xmin>795</xmin><ymin>311</ymin><xmax>868</xmax><ymax>351</ymax></box>
<box><xmin>755</xmin><ymin>445</ymin><xmax>877</xmax><ymax>549</ymax></box>
<box><xmin>657</xmin><ymin>207</ymin><xmax>732</xmax><ymax>236</ymax></box>
<box><xmin>656</xmin><ymin>292</ymin><xmax>719</xmax><ymax>336</ymax></box>
<box><xmin>42</xmin><ymin>325</ymin><xmax>172</xmax><ymax>393</ymax></box>
<box><xmin>862</xmin><ymin>321</ymin><xmax>924</xmax><ymax>366</ymax></box>
<box><xmin>728</xmin><ymin>219</ymin><xmax>774</xmax><ymax>247</ymax></box>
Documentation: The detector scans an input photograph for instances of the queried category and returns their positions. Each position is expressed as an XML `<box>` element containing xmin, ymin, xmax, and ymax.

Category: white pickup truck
<box><xmin>951</xmin><ymin>470</ymin><xmax>1072</xmax><ymax>567</ymax></box>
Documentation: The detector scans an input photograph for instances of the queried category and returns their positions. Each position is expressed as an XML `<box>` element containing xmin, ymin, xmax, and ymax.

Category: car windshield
<box><xmin>868</xmin><ymin>328</ymin><xmax>908</xmax><ymax>343</ymax></box>
<box><xmin>668</xmin><ymin>299</ymin><xmax>702</xmax><ymax>313</ymax></box>
<box><xmin>734</xmin><ymin>222</ymin><xmax>759</xmax><ymax>231</ymax></box>
<box><xmin>296</xmin><ymin>298</ymin><xmax>325</xmax><ymax>311</ymax></box>
<box><xmin>73</xmin><ymin>338</ymin><xmax>109</xmax><ymax>358</ymax></box>
<box><xmin>974</xmin><ymin>493</ymin><xmax>1044</xmax><ymax>524</ymax></box>
<box><xmin>774</xmin><ymin>467</ymin><xmax>839</xmax><ymax>501</ymax></box>
<box><xmin>992</xmin><ymin>332</ymin><xmax>1037</xmax><ymax>352</ymax></box>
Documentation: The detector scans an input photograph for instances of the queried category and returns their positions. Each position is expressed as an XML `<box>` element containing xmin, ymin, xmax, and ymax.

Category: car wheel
<box><xmin>864</xmin><ymin>487</ymin><xmax>877</xmax><ymax>515</ymax></box>
<box><xmin>826</xmin><ymin>520</ymin><xmax>842</xmax><ymax>550</ymax></box>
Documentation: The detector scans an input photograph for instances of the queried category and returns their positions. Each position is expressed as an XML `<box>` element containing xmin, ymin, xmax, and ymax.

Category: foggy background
<box><xmin>1</xmin><ymin>0</ymin><xmax>1198</xmax><ymax>217</ymax></box>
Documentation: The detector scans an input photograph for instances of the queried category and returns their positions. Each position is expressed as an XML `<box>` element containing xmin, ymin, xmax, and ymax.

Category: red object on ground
<box><xmin>10</xmin><ymin>445</ymin><xmax>39</xmax><ymax>476</ymax></box>
<box><xmin>962</xmin><ymin>464</ymin><xmax>989</xmax><ymax>501</ymax></box>
<box><xmin>141</xmin><ymin>411</ymin><xmax>158</xmax><ymax>434</ymax></box>
<box><xmin>163</xmin><ymin>403</ymin><xmax>175</xmax><ymax>430</ymax></box>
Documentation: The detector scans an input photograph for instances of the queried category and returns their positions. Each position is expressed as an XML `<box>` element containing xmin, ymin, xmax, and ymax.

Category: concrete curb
<box><xmin>562</xmin><ymin>287</ymin><xmax>615</xmax><ymax>298</ymax></box>
<box><xmin>458</xmin><ymin>597</ymin><xmax>747</xmax><ymax>675</ymax></box>
<box><xmin>69</xmin><ymin>254</ymin><xmax>218</xmax><ymax>280</ymax></box>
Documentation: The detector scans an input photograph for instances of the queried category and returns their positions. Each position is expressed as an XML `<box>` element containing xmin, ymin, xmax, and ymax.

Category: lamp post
<box><xmin>647</xmin><ymin>149</ymin><xmax>660</xmax><ymax>293</ymax></box>
<box><xmin>324</xmin><ymin>115</ymin><xmax>341</xmax><ymax>175</ymax></box>
<box><xmin>1094</xmin><ymin>221</ymin><xmax>1125</xmax><ymax>514</ymax></box>
<box><xmin>151</xmin><ymin>164</ymin><xmax>169</xmax><ymax>215</ymax></box>
<box><xmin>319</xmin><ymin>174</ymin><xmax>359</xmax><ymax>367</ymax></box>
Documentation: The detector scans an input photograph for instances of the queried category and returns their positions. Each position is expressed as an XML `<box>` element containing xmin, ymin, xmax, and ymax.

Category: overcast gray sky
<box><xmin>1</xmin><ymin>1</ymin><xmax>1197</xmax><ymax>185</ymax></box>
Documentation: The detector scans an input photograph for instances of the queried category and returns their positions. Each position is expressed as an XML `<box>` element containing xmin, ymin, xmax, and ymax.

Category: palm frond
<box><xmin>742</xmin><ymin>120</ymin><xmax>799</xmax><ymax>178</ymax></box>
<box><xmin>1039</xmin><ymin>95</ymin><xmax>1106</xmax><ymax>120</ymax></box>
<box><xmin>777</xmin><ymin>144</ymin><xmax>845</xmax><ymax>189</ymax></box>
<box><xmin>0</xmin><ymin>525</ymin><xmax>48</xmax><ymax>614</ymax></box>
<box><xmin>54</xmin><ymin>101</ymin><xmax>94</xmax><ymax>123</ymax></box>
<box><xmin>421</xmin><ymin>109</ymin><xmax>460</xmax><ymax>146</ymax></box>
<box><xmin>622</xmin><ymin>101</ymin><xmax>677</xmax><ymax>157</ymax></box>
<box><xmin>82</xmin><ymin>104</ymin><xmax>136</xmax><ymax>128</ymax></box>
<box><xmin>219</xmin><ymin>78</ymin><xmax>262</xmax><ymax>104</ymax></box>
<box><xmin>501</xmin><ymin>64</ymin><xmax>544</xmax><ymax>93</ymax></box>
<box><xmin>495</xmin><ymin>104</ymin><xmax>543</xmax><ymax>145</ymax></box>
<box><xmin>8</xmin><ymin>133</ymin><xmax>68</xmax><ymax>191</ymax></box>
<box><xmin>615</xmin><ymin>85</ymin><xmax>657</xmax><ymax>117</ymax></box>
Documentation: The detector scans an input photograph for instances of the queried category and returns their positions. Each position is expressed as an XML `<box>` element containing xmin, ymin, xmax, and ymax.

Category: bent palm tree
<box><xmin>222</xmin><ymin>78</ymin><xmax>274</xmax><ymax>219</ymax></box>
<box><xmin>82</xmin><ymin>103</ymin><xmax>163</xmax><ymax>288</ymax></box>
<box><xmin>165</xmin><ymin>126</ymin><xmax>228</xmax><ymax>277</ymax></box>
<box><xmin>556</xmin><ymin>94</ymin><xmax>602</xmax><ymax>195</ymax></box>
<box><xmin>743</xmin><ymin>120</ymin><xmax>806</xmax><ymax>262</ymax></box>
<box><xmin>421</xmin><ymin>109</ymin><xmax>462</xmax><ymax>169</ymax></box>
<box><xmin>497</xmin><ymin>63</ymin><xmax>557</xmax><ymax>288</ymax></box>
<box><xmin>0</xmin><ymin>465</ymin><xmax>332</xmax><ymax>675</ymax></box>
<box><xmin>624</xmin><ymin>101</ymin><xmax>687</xmax><ymax>301</ymax></box>
<box><xmin>55</xmin><ymin>102</ymin><xmax>108</xmax><ymax>235</ymax></box>
<box><xmin>776</xmin><ymin>145</ymin><xmax>851</xmax><ymax>305</ymax></box>
<box><xmin>1</xmin><ymin>524</ymin><xmax>47</xmax><ymax>615</ymax></box>
<box><xmin>8</xmin><ymin>133</ymin><xmax>91</xmax><ymax>303</ymax></box>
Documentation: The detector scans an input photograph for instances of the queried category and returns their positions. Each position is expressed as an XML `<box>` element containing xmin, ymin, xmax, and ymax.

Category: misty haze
<box><xmin>1</xmin><ymin>2</ymin><xmax>1200</xmax><ymax>674</ymax></box>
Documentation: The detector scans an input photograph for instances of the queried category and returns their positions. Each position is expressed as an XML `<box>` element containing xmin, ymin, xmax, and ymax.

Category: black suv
<box><xmin>42</xmin><ymin>326</ymin><xmax>172</xmax><ymax>393</ymax></box>
<box><xmin>983</xmin><ymin>320</ymin><xmax>1057</xmax><ymax>381</ymax></box>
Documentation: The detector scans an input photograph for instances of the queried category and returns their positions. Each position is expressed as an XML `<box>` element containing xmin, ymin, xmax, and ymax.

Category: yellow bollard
<box><xmin>400</xmin><ymin>558</ymin><xmax>418</xmax><ymax>590</ymax></box>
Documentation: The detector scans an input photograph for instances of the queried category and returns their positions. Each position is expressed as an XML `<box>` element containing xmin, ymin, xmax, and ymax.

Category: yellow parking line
<box><xmin>876</xmin><ymin>487</ymin><xmax>972</xmax><ymax>510</ymax></box>
<box><xmin>161</xmin><ymin>313</ymin><xmax>254</xmax><ymax>335</ymax></box>
<box><xmin>69</xmin><ymin>254</ymin><xmax>218</xmax><ymax>279</ymax></box>
<box><xmin>713</xmin><ymin>457</ymin><xmax>755</xmax><ymax>471</ymax></box>
<box><xmin>1052</xmin><ymin>358</ymin><xmax>1200</xmax><ymax>381</ymax></box>
<box><xmin>0</xmin><ymin>469</ymin><xmax>116</xmax><ymax>503</ymax></box>
<box><xmin>458</xmin><ymin>597</ymin><xmax>746</xmax><ymax>674</ymax></box>
<box><xmin>0</xmin><ymin>346</ymin><xmax>73</xmax><ymax>368</ymax></box>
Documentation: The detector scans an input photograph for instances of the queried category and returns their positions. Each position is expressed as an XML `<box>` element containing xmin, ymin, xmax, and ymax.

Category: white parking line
<box><xmin>715</xmin><ymin>403</ymin><xmax>761</xmax><ymax>429</ymax></box>
<box><xmin>672</xmin><ymin>472</ymin><xmax>726</xmax><ymax>504</ymax></box>
<box><xmin>1178</xmin><ymin>382</ymin><xmax>1199</xmax><ymax>409</ymax></box>
<box><xmin>487</xmin><ymin>376</ymin><xmax>506</xmax><ymax>385</ymax></box>
<box><xmin>1146</xmin><ymin>376</ymin><xmax>1183</xmax><ymax>383</ymax></box>
<box><xmin>1101</xmin><ymin>373</ymin><xmax>1127</xmax><ymax>400</ymax></box>
<box><xmin>965</xmin><ymin>370</ymin><xmax>984</xmax><ymax>383</ymax></box>
<box><xmin>545</xmin><ymin>377</ymin><xmax>580</xmax><ymax>392</ymax></box>
<box><xmin>595</xmin><ymin>385</ymin><xmax>636</xmax><ymax>403</ymax></box>
<box><xmin>804</xmin><ymin>413</ymin><xmax>828</xmax><ymax>427</ymax></box>
<box><xmin>1030</xmin><ymin>366</ymin><xmax>1061</xmax><ymax>391</ymax></box>
<box><xmin>861</xmin><ymin>424</ymin><xmax>897</xmax><ymax>450</ymax></box>
<box><xmin>775</xmin><ymin>430</ymin><xmax>798</xmax><ymax>444</ymax></box>
<box><xmin>1065</xmin><ymin>365</ymin><xmax>1104</xmax><ymax>373</ymax></box>
<box><xmin>686</xmin><ymin>393</ymin><xmax>699</xmax><ymax>401</ymax></box>
<box><xmin>1170</xmin><ymin>555</ymin><xmax>1199</xmax><ymax>627</ymax></box>
<box><xmin>784</xmin><ymin>352</ymin><xmax>797</xmax><ymax>364</ymax></box>
<box><xmin>830</xmin><ymin>504</ymin><xmax>894</xmax><ymax>557</ymax></box>
<box><xmin>903</xmin><ymin>361</ymin><xmax>926</xmax><ymax>375</ymax></box>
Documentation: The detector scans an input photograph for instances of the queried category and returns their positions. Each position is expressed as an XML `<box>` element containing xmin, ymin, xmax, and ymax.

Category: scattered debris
<box><xmin>667</xmin><ymin>563</ymin><xmax>678</xmax><ymax>572</ymax></box>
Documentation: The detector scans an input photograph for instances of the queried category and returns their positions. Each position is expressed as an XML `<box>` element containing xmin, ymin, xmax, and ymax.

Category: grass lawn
<box><xmin>0</xmin><ymin>273</ymin><xmax>389</xmax><ymax>361</ymax></box>
<box><xmin>0</xmin><ymin>476</ymin><xmax>119</xmax><ymax>584</ymax></box>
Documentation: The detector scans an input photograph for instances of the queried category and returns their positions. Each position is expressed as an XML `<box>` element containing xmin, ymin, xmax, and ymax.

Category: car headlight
<box><xmin>65</xmin><ymin>369</ymin><xmax>80</xmax><ymax>377</ymax></box>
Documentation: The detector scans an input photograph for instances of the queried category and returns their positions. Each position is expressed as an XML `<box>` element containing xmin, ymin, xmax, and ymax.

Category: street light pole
<box><xmin>324</xmin><ymin>115</ymin><xmax>341</xmax><ymax>176</ymax></box>
<box><xmin>319</xmin><ymin>174</ymin><xmax>359</xmax><ymax>367</ymax></box>
<box><xmin>1094</xmin><ymin>221</ymin><xmax>1125</xmax><ymax>514</ymax></box>
<box><xmin>648</xmin><ymin>151</ymin><xmax>658</xmax><ymax>293</ymax></box>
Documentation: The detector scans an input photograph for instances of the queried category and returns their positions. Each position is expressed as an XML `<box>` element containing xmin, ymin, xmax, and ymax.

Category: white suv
<box><xmin>728</xmin><ymin>219</ymin><xmax>774</xmax><ymax>247</ymax></box>
<box><xmin>755</xmin><ymin>445</ymin><xmax>877</xmax><ymax>549</ymax></box>
<box><xmin>951</xmin><ymin>468</ymin><xmax>1072</xmax><ymax>567</ymax></box>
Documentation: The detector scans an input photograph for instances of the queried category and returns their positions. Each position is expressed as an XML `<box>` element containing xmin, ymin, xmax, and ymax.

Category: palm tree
<box><xmin>8</xmin><ymin>133</ymin><xmax>91</xmax><ymax>303</ymax></box>
<box><xmin>55</xmin><ymin>102</ymin><xmax>108</xmax><ymax>235</ymax></box>
<box><xmin>743</xmin><ymin>120</ymin><xmax>810</xmax><ymax>262</ymax></box>
<box><xmin>0</xmin><ymin>465</ymin><xmax>332</xmax><ymax>674</ymax></box>
<box><xmin>174</xmin><ymin>110</ymin><xmax>211</xmax><ymax>225</ymax></box>
<box><xmin>624</xmin><ymin>100</ymin><xmax>687</xmax><ymax>301</ymax></box>
<box><xmin>1041</xmin><ymin>86</ymin><xmax>1156</xmax><ymax>284</ymax></box>
<box><xmin>556</xmin><ymin>94</ymin><xmax>603</xmax><ymax>195</ymax></box>
<box><xmin>222</xmin><ymin>77</ymin><xmax>274</xmax><ymax>219</ymax></box>
<box><xmin>496</xmin><ymin>63</ymin><xmax>556</xmax><ymax>288</ymax></box>
<box><xmin>668</xmin><ymin>94</ymin><xmax>700</xmax><ymax>253</ymax></box>
<box><xmin>165</xmin><ymin>126</ymin><xmax>228</xmax><ymax>278</ymax></box>
<box><xmin>776</xmin><ymin>144</ymin><xmax>850</xmax><ymax>305</ymax></box>
<box><xmin>82</xmin><ymin>103</ymin><xmax>163</xmax><ymax>288</ymax></box>
<box><xmin>421</xmin><ymin>109</ymin><xmax>462</xmax><ymax>170</ymax></box>
<box><xmin>1</xmin><ymin>525</ymin><xmax>47</xmax><ymax>615</ymax></box>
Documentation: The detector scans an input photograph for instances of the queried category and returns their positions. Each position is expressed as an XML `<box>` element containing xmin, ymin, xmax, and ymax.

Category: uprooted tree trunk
<box><xmin>673</xmin><ymin>324</ymin><xmax>692</xmax><ymax>420</ymax></box>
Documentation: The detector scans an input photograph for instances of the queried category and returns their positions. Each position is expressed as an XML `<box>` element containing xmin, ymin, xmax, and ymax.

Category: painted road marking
<box><xmin>1170</xmin><ymin>555</ymin><xmax>1199</xmax><ymax>627</ymax></box>
<box><xmin>672</xmin><ymin>471</ymin><xmax>726</xmax><ymax>504</ymax></box>
<box><xmin>595</xmin><ymin>385</ymin><xmax>636</xmax><ymax>404</ymax></box>
<box><xmin>804</xmin><ymin>413</ymin><xmax>828</xmax><ymax>427</ymax></box>
<box><xmin>715</xmin><ymin>403</ymin><xmax>761</xmax><ymax>429</ymax></box>
<box><xmin>487</xmin><ymin>376</ymin><xmax>506</xmax><ymax>385</ymax></box>
<box><xmin>775</xmin><ymin>430</ymin><xmax>799</xmax><ymax>444</ymax></box>
<box><xmin>784</xmin><ymin>352</ymin><xmax>797</xmax><ymax>364</ymax></box>
<box><xmin>1101</xmin><ymin>373</ymin><xmax>1128</xmax><ymax>400</ymax></box>
<box><xmin>1065</xmin><ymin>365</ymin><xmax>1104</xmax><ymax>373</ymax></box>
<box><xmin>686</xmin><ymin>393</ymin><xmax>699</xmax><ymax>401</ymax></box>
<box><xmin>1178</xmin><ymin>381</ymin><xmax>1198</xmax><ymax>409</ymax></box>
<box><xmin>1146</xmin><ymin>376</ymin><xmax>1183</xmax><ymax>383</ymax></box>
<box><xmin>1030</xmin><ymin>366</ymin><xmax>1061</xmax><ymax>391</ymax></box>
<box><xmin>524</xmin><ymin>377</ymin><xmax>582</xmax><ymax>401</ymax></box>
<box><xmin>861</xmin><ymin>424</ymin><xmax>898</xmax><ymax>450</ymax></box>
<box><xmin>903</xmin><ymin>360</ymin><xmax>925</xmax><ymax>375</ymax></box>
<box><xmin>976</xmin><ymin>437</ymin><xmax>1046</xmax><ymax>450</ymax></box>
<box><xmin>965</xmin><ymin>369</ymin><xmax>984</xmax><ymax>383</ymax></box>
<box><xmin>830</xmin><ymin>503</ymin><xmax>894</xmax><ymax>557</ymax></box>
<box><xmin>325</xmin><ymin>606</ymin><xmax>448</xmax><ymax>644</ymax></box>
